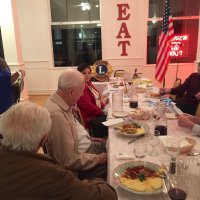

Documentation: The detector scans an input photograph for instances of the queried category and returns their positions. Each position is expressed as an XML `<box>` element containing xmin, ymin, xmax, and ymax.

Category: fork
<box><xmin>128</xmin><ymin>136</ymin><xmax>143</xmax><ymax>144</ymax></box>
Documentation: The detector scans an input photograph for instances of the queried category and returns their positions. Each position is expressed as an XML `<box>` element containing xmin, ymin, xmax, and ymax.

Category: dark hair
<box><xmin>77</xmin><ymin>63</ymin><xmax>91</xmax><ymax>73</ymax></box>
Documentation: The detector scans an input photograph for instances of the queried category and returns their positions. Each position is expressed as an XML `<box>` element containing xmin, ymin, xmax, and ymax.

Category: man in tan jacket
<box><xmin>45</xmin><ymin>69</ymin><xmax>107</xmax><ymax>180</ymax></box>
<box><xmin>0</xmin><ymin>102</ymin><xmax>117</xmax><ymax>199</ymax></box>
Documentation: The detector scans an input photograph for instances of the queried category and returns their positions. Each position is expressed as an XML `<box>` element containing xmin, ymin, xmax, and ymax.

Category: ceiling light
<box><xmin>81</xmin><ymin>2</ymin><xmax>91</xmax><ymax>11</ymax></box>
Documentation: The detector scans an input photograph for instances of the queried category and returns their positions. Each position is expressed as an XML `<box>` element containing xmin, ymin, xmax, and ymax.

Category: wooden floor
<box><xmin>28</xmin><ymin>95</ymin><xmax>50</xmax><ymax>106</ymax></box>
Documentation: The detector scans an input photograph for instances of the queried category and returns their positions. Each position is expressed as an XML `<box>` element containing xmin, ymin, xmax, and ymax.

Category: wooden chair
<box><xmin>114</xmin><ymin>70</ymin><xmax>125</xmax><ymax>78</ymax></box>
<box><xmin>170</xmin><ymin>78</ymin><xmax>182</xmax><ymax>101</ymax></box>
<box><xmin>195</xmin><ymin>103</ymin><xmax>200</xmax><ymax>117</ymax></box>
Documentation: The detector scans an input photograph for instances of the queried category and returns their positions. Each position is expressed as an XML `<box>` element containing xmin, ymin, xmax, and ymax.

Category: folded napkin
<box><xmin>116</xmin><ymin>153</ymin><xmax>134</xmax><ymax>160</ymax></box>
<box><xmin>159</xmin><ymin>136</ymin><xmax>191</xmax><ymax>148</ymax></box>
<box><xmin>166</xmin><ymin>113</ymin><xmax>177</xmax><ymax>119</ymax></box>
<box><xmin>102</xmin><ymin>118</ymin><xmax>124</xmax><ymax>126</ymax></box>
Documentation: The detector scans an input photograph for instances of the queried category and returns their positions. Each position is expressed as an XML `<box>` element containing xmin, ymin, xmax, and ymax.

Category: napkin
<box><xmin>159</xmin><ymin>136</ymin><xmax>191</xmax><ymax>148</ymax></box>
<box><xmin>102</xmin><ymin>118</ymin><xmax>124</xmax><ymax>126</ymax></box>
<box><xmin>166</xmin><ymin>113</ymin><xmax>177</xmax><ymax>119</ymax></box>
<box><xmin>116</xmin><ymin>153</ymin><xmax>134</xmax><ymax>160</ymax></box>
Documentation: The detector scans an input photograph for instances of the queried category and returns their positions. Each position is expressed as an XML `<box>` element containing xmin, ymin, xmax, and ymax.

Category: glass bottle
<box><xmin>129</xmin><ymin>85</ymin><xmax>138</xmax><ymax>108</ymax></box>
<box><xmin>154</xmin><ymin>101</ymin><xmax>167</xmax><ymax>135</ymax></box>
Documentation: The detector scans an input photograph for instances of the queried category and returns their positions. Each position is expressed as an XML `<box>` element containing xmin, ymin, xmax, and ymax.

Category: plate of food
<box><xmin>130</xmin><ymin>109</ymin><xmax>151</xmax><ymax>120</ymax></box>
<box><xmin>114</xmin><ymin>121</ymin><xmax>149</xmax><ymax>137</ymax></box>
<box><xmin>113</xmin><ymin>161</ymin><xmax>164</xmax><ymax>195</ymax></box>
<box><xmin>149</xmin><ymin>92</ymin><xmax>162</xmax><ymax>99</ymax></box>
<box><xmin>112</xmin><ymin>111</ymin><xmax>129</xmax><ymax>118</ymax></box>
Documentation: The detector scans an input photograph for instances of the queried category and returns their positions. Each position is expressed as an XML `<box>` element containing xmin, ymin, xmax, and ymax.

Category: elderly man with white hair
<box><xmin>45</xmin><ymin>69</ymin><xmax>107</xmax><ymax>180</ymax></box>
<box><xmin>0</xmin><ymin>102</ymin><xmax>117</xmax><ymax>199</ymax></box>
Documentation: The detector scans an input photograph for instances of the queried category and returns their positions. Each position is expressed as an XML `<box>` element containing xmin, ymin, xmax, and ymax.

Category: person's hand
<box><xmin>180</xmin><ymin>113</ymin><xmax>199</xmax><ymax>124</ymax></box>
<box><xmin>98</xmin><ymin>153</ymin><xmax>107</xmax><ymax>164</ymax></box>
<box><xmin>177</xmin><ymin>115</ymin><xmax>195</xmax><ymax>130</ymax></box>
<box><xmin>101</xmin><ymin>95</ymin><xmax>109</xmax><ymax>105</ymax></box>
<box><xmin>195</xmin><ymin>92</ymin><xmax>200</xmax><ymax>100</ymax></box>
<box><xmin>19</xmin><ymin>69</ymin><xmax>26</xmax><ymax>77</ymax></box>
<box><xmin>159</xmin><ymin>88</ymin><xmax>171</xmax><ymax>95</ymax></box>
<box><xmin>159</xmin><ymin>88</ymin><xmax>166</xmax><ymax>95</ymax></box>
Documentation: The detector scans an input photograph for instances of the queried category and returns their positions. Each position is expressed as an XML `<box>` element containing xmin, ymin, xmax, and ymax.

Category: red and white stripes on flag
<box><xmin>155</xmin><ymin>0</ymin><xmax>174</xmax><ymax>82</ymax></box>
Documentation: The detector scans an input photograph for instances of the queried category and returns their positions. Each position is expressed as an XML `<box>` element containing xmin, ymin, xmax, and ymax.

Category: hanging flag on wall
<box><xmin>155</xmin><ymin>0</ymin><xmax>174</xmax><ymax>82</ymax></box>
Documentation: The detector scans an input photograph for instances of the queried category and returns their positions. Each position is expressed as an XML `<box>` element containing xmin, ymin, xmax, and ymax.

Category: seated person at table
<box><xmin>0</xmin><ymin>102</ymin><xmax>117</xmax><ymax>199</ymax></box>
<box><xmin>45</xmin><ymin>69</ymin><xmax>107</xmax><ymax>180</ymax></box>
<box><xmin>77</xmin><ymin>63</ymin><xmax>108</xmax><ymax>137</ymax></box>
<box><xmin>177</xmin><ymin>113</ymin><xmax>200</xmax><ymax>135</ymax></box>
<box><xmin>160</xmin><ymin>61</ymin><xmax>200</xmax><ymax>115</ymax></box>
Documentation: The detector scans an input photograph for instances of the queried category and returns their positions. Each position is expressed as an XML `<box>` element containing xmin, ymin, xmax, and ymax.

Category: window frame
<box><xmin>48</xmin><ymin>0</ymin><xmax>102</xmax><ymax>69</ymax></box>
<box><xmin>146</xmin><ymin>8</ymin><xmax>200</xmax><ymax>66</ymax></box>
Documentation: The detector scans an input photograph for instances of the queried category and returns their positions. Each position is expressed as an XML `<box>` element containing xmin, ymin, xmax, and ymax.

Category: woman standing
<box><xmin>0</xmin><ymin>57</ymin><xmax>25</xmax><ymax>114</ymax></box>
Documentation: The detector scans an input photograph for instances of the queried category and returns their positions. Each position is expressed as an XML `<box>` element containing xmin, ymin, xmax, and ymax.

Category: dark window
<box><xmin>50</xmin><ymin>0</ymin><xmax>101</xmax><ymax>67</ymax></box>
<box><xmin>147</xmin><ymin>0</ymin><xmax>200</xmax><ymax>64</ymax></box>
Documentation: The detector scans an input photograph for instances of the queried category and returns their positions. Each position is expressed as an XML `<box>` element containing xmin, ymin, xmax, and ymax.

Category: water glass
<box><xmin>133</xmin><ymin>138</ymin><xmax>147</xmax><ymax>159</ymax></box>
<box><xmin>112</xmin><ymin>92</ymin><xmax>123</xmax><ymax>112</ymax></box>
<box><xmin>148</xmin><ymin>130</ymin><xmax>160</xmax><ymax>156</ymax></box>
<box><xmin>145</xmin><ymin>87</ymin><xmax>152</xmax><ymax>98</ymax></box>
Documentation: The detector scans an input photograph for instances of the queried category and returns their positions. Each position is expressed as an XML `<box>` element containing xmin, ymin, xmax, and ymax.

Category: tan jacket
<box><xmin>45</xmin><ymin>93</ymin><xmax>99</xmax><ymax>170</ymax></box>
<box><xmin>0</xmin><ymin>146</ymin><xmax>117</xmax><ymax>200</ymax></box>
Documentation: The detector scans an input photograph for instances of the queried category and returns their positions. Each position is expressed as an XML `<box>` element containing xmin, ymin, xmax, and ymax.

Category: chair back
<box><xmin>170</xmin><ymin>78</ymin><xmax>182</xmax><ymax>101</ymax></box>
<box><xmin>195</xmin><ymin>102</ymin><xmax>200</xmax><ymax>117</ymax></box>
<box><xmin>114</xmin><ymin>70</ymin><xmax>125</xmax><ymax>77</ymax></box>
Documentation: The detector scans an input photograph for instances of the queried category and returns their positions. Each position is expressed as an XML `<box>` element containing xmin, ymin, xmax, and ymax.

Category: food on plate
<box><xmin>120</xmin><ymin>122</ymin><xmax>144</xmax><ymax>135</ymax></box>
<box><xmin>149</xmin><ymin>92</ymin><xmax>161</xmax><ymax>98</ymax></box>
<box><xmin>120</xmin><ymin>166</ymin><xmax>163</xmax><ymax>192</ymax></box>
<box><xmin>112</xmin><ymin>81</ymin><xmax>124</xmax><ymax>88</ymax></box>
<box><xmin>130</xmin><ymin>109</ymin><xmax>150</xmax><ymax>120</ymax></box>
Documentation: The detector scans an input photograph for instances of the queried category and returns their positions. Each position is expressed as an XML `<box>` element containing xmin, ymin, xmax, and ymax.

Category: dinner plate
<box><xmin>130</xmin><ymin>109</ymin><xmax>151</xmax><ymax>120</ymax></box>
<box><xmin>113</xmin><ymin>161</ymin><xmax>163</xmax><ymax>195</ymax></box>
<box><xmin>114</xmin><ymin>121</ymin><xmax>149</xmax><ymax>138</ymax></box>
<box><xmin>112</xmin><ymin>111</ymin><xmax>129</xmax><ymax>118</ymax></box>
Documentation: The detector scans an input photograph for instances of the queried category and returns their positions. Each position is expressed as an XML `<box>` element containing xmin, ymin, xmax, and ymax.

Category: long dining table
<box><xmin>104</xmin><ymin>83</ymin><xmax>200</xmax><ymax>200</ymax></box>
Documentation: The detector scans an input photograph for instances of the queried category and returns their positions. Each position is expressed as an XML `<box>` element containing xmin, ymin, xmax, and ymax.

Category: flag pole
<box><xmin>175</xmin><ymin>58</ymin><xmax>179</xmax><ymax>80</ymax></box>
<box><xmin>163</xmin><ymin>77</ymin><xmax>165</xmax><ymax>87</ymax></box>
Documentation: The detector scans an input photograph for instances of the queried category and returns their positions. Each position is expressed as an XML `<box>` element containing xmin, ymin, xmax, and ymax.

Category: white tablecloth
<box><xmin>106</xmin><ymin>87</ymin><xmax>200</xmax><ymax>200</ymax></box>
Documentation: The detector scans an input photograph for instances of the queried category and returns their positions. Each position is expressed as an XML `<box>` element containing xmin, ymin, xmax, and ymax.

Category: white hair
<box><xmin>0</xmin><ymin>102</ymin><xmax>52</xmax><ymax>152</ymax></box>
<box><xmin>58</xmin><ymin>69</ymin><xmax>85</xmax><ymax>91</ymax></box>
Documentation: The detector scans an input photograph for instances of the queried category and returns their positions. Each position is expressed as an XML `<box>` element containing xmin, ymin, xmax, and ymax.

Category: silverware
<box><xmin>128</xmin><ymin>136</ymin><xmax>143</xmax><ymax>144</ymax></box>
<box><xmin>162</xmin><ymin>178</ymin><xmax>168</xmax><ymax>194</ymax></box>
<box><xmin>187</xmin><ymin>152</ymin><xmax>200</xmax><ymax>156</ymax></box>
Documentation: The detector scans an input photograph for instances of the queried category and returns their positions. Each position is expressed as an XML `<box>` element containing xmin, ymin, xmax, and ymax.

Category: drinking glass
<box><xmin>145</xmin><ymin>87</ymin><xmax>152</xmax><ymax>98</ymax></box>
<box><xmin>148</xmin><ymin>130</ymin><xmax>160</xmax><ymax>156</ymax></box>
<box><xmin>167</xmin><ymin>173</ymin><xmax>188</xmax><ymax>200</ymax></box>
<box><xmin>133</xmin><ymin>137</ymin><xmax>147</xmax><ymax>160</ymax></box>
<box><xmin>112</xmin><ymin>92</ymin><xmax>123</xmax><ymax>112</ymax></box>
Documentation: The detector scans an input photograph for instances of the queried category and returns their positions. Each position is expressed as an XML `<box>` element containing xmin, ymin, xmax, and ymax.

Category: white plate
<box><xmin>113</xmin><ymin>161</ymin><xmax>163</xmax><ymax>195</ymax></box>
<box><xmin>112</xmin><ymin>111</ymin><xmax>129</xmax><ymax>118</ymax></box>
<box><xmin>114</xmin><ymin>121</ymin><xmax>149</xmax><ymax>138</ymax></box>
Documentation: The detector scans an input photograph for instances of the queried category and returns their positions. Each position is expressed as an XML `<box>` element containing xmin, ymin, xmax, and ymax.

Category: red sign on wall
<box><xmin>170</xmin><ymin>34</ymin><xmax>189</xmax><ymax>57</ymax></box>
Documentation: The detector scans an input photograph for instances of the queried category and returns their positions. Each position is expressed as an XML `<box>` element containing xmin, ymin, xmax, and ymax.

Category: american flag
<box><xmin>155</xmin><ymin>0</ymin><xmax>174</xmax><ymax>82</ymax></box>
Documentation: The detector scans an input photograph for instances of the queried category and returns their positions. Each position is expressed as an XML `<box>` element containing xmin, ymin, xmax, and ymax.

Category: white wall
<box><xmin>1</xmin><ymin>0</ymin><xmax>199</xmax><ymax>95</ymax></box>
